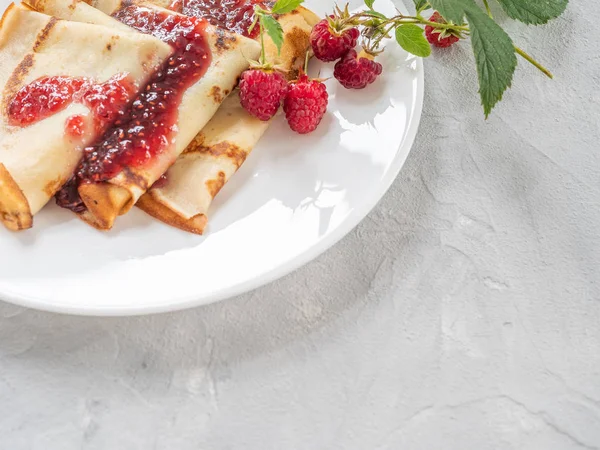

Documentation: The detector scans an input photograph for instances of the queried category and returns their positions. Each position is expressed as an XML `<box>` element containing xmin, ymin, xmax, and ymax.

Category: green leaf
<box><xmin>413</xmin><ymin>0</ymin><xmax>430</xmax><ymax>13</ymax></box>
<box><xmin>466</xmin><ymin>5</ymin><xmax>517</xmax><ymax>117</ymax></box>
<box><xmin>494</xmin><ymin>0</ymin><xmax>568</xmax><ymax>25</ymax></box>
<box><xmin>427</xmin><ymin>0</ymin><xmax>473</xmax><ymax>23</ymax></box>
<box><xmin>270</xmin><ymin>0</ymin><xmax>304</xmax><ymax>15</ymax></box>
<box><xmin>395</xmin><ymin>24</ymin><xmax>432</xmax><ymax>57</ymax></box>
<box><xmin>365</xmin><ymin>0</ymin><xmax>375</xmax><ymax>8</ymax></box>
<box><xmin>261</xmin><ymin>14</ymin><xmax>285</xmax><ymax>54</ymax></box>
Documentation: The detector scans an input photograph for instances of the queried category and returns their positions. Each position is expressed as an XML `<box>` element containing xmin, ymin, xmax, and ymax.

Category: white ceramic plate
<box><xmin>0</xmin><ymin>0</ymin><xmax>423</xmax><ymax>316</ymax></box>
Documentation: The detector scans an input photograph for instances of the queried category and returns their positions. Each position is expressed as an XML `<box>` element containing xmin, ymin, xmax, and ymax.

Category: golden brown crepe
<box><xmin>30</xmin><ymin>0</ymin><xmax>261</xmax><ymax>230</ymax></box>
<box><xmin>138</xmin><ymin>6</ymin><xmax>320</xmax><ymax>234</ymax></box>
<box><xmin>0</xmin><ymin>3</ymin><xmax>172</xmax><ymax>231</ymax></box>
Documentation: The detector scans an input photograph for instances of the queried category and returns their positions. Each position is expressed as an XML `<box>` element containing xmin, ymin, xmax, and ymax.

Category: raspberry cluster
<box><xmin>238</xmin><ymin>6</ymin><xmax>461</xmax><ymax>135</ymax></box>
<box><xmin>239</xmin><ymin>69</ymin><xmax>329</xmax><ymax>134</ymax></box>
<box><xmin>310</xmin><ymin>17</ymin><xmax>383</xmax><ymax>90</ymax></box>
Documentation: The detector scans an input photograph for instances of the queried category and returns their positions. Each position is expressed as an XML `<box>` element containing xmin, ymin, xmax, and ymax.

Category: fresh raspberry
<box><xmin>310</xmin><ymin>17</ymin><xmax>360</xmax><ymax>62</ymax></box>
<box><xmin>334</xmin><ymin>49</ymin><xmax>383</xmax><ymax>90</ymax></box>
<box><xmin>239</xmin><ymin>69</ymin><xmax>288</xmax><ymax>121</ymax></box>
<box><xmin>283</xmin><ymin>74</ymin><xmax>329</xmax><ymax>134</ymax></box>
<box><xmin>425</xmin><ymin>12</ymin><xmax>460</xmax><ymax>48</ymax></box>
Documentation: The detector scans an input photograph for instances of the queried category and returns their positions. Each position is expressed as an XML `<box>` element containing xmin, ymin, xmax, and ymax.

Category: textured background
<box><xmin>1</xmin><ymin>0</ymin><xmax>599</xmax><ymax>448</ymax></box>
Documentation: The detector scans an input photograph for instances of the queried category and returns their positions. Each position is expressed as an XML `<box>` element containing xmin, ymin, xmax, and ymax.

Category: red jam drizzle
<box><xmin>7</xmin><ymin>75</ymin><xmax>135</xmax><ymax>132</ymax></box>
<box><xmin>65</xmin><ymin>115</ymin><xmax>86</xmax><ymax>138</ymax></box>
<box><xmin>56</xmin><ymin>5</ymin><xmax>212</xmax><ymax>213</ymax></box>
<box><xmin>8</xmin><ymin>76</ymin><xmax>85</xmax><ymax>127</ymax></box>
<box><xmin>168</xmin><ymin>0</ymin><xmax>265</xmax><ymax>38</ymax></box>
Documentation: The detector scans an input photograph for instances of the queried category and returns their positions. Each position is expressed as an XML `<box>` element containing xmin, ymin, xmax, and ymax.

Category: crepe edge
<box><xmin>0</xmin><ymin>2</ymin><xmax>15</xmax><ymax>40</ymax></box>
<box><xmin>77</xmin><ymin>182</ymin><xmax>134</xmax><ymax>230</ymax></box>
<box><xmin>0</xmin><ymin>164</ymin><xmax>33</xmax><ymax>231</ymax></box>
<box><xmin>296</xmin><ymin>6</ymin><xmax>320</xmax><ymax>27</ymax></box>
<box><xmin>137</xmin><ymin>191</ymin><xmax>208</xmax><ymax>235</ymax></box>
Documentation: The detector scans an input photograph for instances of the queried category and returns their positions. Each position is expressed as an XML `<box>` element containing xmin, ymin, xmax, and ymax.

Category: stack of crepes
<box><xmin>1</xmin><ymin>0</ymin><xmax>260</xmax><ymax>230</ymax></box>
<box><xmin>136</xmin><ymin>0</ymin><xmax>320</xmax><ymax>234</ymax></box>
<box><xmin>0</xmin><ymin>0</ymin><xmax>319</xmax><ymax>233</ymax></box>
<box><xmin>0</xmin><ymin>2</ymin><xmax>172</xmax><ymax>230</ymax></box>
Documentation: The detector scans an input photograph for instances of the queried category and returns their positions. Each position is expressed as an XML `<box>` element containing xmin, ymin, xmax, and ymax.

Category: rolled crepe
<box><xmin>138</xmin><ymin>6</ymin><xmax>320</xmax><ymax>234</ymax></box>
<box><xmin>32</xmin><ymin>0</ymin><xmax>261</xmax><ymax>230</ymax></box>
<box><xmin>0</xmin><ymin>3</ymin><xmax>172</xmax><ymax>231</ymax></box>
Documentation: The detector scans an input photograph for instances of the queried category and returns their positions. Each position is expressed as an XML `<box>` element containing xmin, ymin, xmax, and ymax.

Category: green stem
<box><xmin>371</xmin><ymin>23</ymin><xmax>396</xmax><ymax>49</ymax></box>
<box><xmin>418</xmin><ymin>19</ymin><xmax>469</xmax><ymax>31</ymax></box>
<box><xmin>259</xmin><ymin>17</ymin><xmax>266</xmax><ymax>66</ymax></box>
<box><xmin>304</xmin><ymin>50</ymin><xmax>310</xmax><ymax>73</ymax></box>
<box><xmin>482</xmin><ymin>0</ymin><xmax>493</xmax><ymax>18</ymax></box>
<box><xmin>353</xmin><ymin>8</ymin><xmax>554</xmax><ymax>80</ymax></box>
<box><xmin>356</xmin><ymin>13</ymin><xmax>469</xmax><ymax>32</ymax></box>
<box><xmin>365</xmin><ymin>16</ymin><xmax>468</xmax><ymax>52</ymax></box>
<box><xmin>515</xmin><ymin>46</ymin><xmax>553</xmax><ymax>79</ymax></box>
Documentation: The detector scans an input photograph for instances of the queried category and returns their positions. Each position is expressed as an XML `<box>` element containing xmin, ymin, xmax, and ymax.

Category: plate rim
<box><xmin>0</xmin><ymin>0</ymin><xmax>424</xmax><ymax>316</ymax></box>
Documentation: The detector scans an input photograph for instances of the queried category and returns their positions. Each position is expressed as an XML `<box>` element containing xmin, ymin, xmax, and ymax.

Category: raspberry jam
<box><xmin>56</xmin><ymin>6</ymin><xmax>212</xmax><ymax>213</ymax></box>
<box><xmin>168</xmin><ymin>0</ymin><xmax>265</xmax><ymax>38</ymax></box>
<box><xmin>7</xmin><ymin>74</ymin><xmax>135</xmax><ymax>132</ymax></box>
<box><xmin>65</xmin><ymin>115</ymin><xmax>86</xmax><ymax>138</ymax></box>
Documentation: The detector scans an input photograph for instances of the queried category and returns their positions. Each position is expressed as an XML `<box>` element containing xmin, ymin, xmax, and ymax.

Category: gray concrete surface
<box><xmin>1</xmin><ymin>0</ymin><xmax>599</xmax><ymax>448</ymax></box>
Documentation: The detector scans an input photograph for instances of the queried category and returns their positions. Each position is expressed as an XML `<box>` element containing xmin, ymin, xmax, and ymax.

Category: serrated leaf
<box><xmin>494</xmin><ymin>0</ymin><xmax>567</xmax><ymax>25</ymax></box>
<box><xmin>427</xmin><ymin>0</ymin><xmax>473</xmax><ymax>23</ymax></box>
<box><xmin>365</xmin><ymin>0</ymin><xmax>375</xmax><ymax>8</ymax></box>
<box><xmin>465</xmin><ymin>5</ymin><xmax>517</xmax><ymax>117</ymax></box>
<box><xmin>395</xmin><ymin>24</ymin><xmax>431</xmax><ymax>57</ymax></box>
<box><xmin>261</xmin><ymin>14</ymin><xmax>284</xmax><ymax>54</ymax></box>
<box><xmin>270</xmin><ymin>0</ymin><xmax>304</xmax><ymax>15</ymax></box>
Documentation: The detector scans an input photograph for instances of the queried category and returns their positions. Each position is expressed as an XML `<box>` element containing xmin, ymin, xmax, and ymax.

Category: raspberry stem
<box><xmin>418</xmin><ymin>19</ymin><xmax>469</xmax><ymax>32</ymax></box>
<box><xmin>355</xmin><ymin>12</ymin><xmax>469</xmax><ymax>32</ymax></box>
<box><xmin>482</xmin><ymin>0</ymin><xmax>493</xmax><ymax>18</ymax></box>
<box><xmin>359</xmin><ymin>13</ymin><xmax>467</xmax><ymax>54</ymax></box>
<box><xmin>259</xmin><ymin>17</ymin><xmax>266</xmax><ymax>65</ymax></box>
<box><xmin>369</xmin><ymin>23</ymin><xmax>396</xmax><ymax>52</ymax></box>
<box><xmin>514</xmin><ymin>46</ymin><xmax>553</xmax><ymax>79</ymax></box>
<box><xmin>304</xmin><ymin>50</ymin><xmax>310</xmax><ymax>73</ymax></box>
<box><xmin>350</xmin><ymin>10</ymin><xmax>553</xmax><ymax>79</ymax></box>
